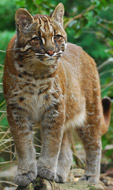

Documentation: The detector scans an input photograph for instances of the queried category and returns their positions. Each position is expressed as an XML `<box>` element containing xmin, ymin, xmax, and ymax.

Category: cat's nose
<box><xmin>47</xmin><ymin>50</ymin><xmax>55</xmax><ymax>56</ymax></box>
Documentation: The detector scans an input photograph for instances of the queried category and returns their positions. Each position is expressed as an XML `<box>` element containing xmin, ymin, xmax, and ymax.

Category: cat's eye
<box><xmin>31</xmin><ymin>36</ymin><xmax>40</xmax><ymax>42</ymax></box>
<box><xmin>54</xmin><ymin>35</ymin><xmax>63</xmax><ymax>41</ymax></box>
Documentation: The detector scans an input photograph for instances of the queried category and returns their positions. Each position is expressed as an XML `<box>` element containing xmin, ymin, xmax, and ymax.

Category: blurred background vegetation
<box><xmin>0</xmin><ymin>0</ymin><xmax>113</xmax><ymax>183</ymax></box>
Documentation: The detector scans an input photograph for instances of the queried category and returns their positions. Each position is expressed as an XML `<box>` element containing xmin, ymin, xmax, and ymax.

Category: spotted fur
<box><xmin>3</xmin><ymin>3</ymin><xmax>111</xmax><ymax>187</ymax></box>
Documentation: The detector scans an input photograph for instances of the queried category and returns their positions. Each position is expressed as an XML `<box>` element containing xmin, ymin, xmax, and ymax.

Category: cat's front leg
<box><xmin>37</xmin><ymin>103</ymin><xmax>65</xmax><ymax>182</ymax></box>
<box><xmin>7</xmin><ymin>105</ymin><xmax>37</xmax><ymax>186</ymax></box>
<box><xmin>56</xmin><ymin>130</ymin><xmax>73</xmax><ymax>183</ymax></box>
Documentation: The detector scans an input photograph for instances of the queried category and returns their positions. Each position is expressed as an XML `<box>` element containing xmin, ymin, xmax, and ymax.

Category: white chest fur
<box><xmin>9</xmin><ymin>75</ymin><xmax>62</xmax><ymax>123</ymax></box>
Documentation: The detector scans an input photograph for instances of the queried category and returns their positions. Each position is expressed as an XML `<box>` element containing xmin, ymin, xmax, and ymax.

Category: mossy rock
<box><xmin>16</xmin><ymin>177</ymin><xmax>104</xmax><ymax>190</ymax></box>
<box><xmin>16</xmin><ymin>169</ymin><xmax>105</xmax><ymax>190</ymax></box>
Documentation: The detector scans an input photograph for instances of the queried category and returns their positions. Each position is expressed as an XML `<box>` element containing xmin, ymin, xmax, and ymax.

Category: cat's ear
<box><xmin>15</xmin><ymin>8</ymin><xmax>34</xmax><ymax>31</ymax></box>
<box><xmin>51</xmin><ymin>3</ymin><xmax>64</xmax><ymax>26</ymax></box>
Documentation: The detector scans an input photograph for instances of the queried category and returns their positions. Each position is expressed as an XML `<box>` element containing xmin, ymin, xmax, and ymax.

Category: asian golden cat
<box><xmin>3</xmin><ymin>3</ymin><xmax>111</xmax><ymax>186</ymax></box>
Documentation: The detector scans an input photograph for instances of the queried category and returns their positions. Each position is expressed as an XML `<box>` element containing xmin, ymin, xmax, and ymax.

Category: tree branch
<box><xmin>98</xmin><ymin>58</ymin><xmax>113</xmax><ymax>71</ymax></box>
<box><xmin>64</xmin><ymin>5</ymin><xmax>96</xmax><ymax>29</ymax></box>
<box><xmin>98</xmin><ymin>23</ymin><xmax>113</xmax><ymax>35</ymax></box>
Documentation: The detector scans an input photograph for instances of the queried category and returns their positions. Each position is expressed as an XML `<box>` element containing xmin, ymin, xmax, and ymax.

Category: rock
<box><xmin>16</xmin><ymin>177</ymin><xmax>60</xmax><ymax>190</ymax></box>
<box><xmin>60</xmin><ymin>181</ymin><xmax>104</xmax><ymax>190</ymax></box>
<box><xmin>16</xmin><ymin>177</ymin><xmax>105</xmax><ymax>190</ymax></box>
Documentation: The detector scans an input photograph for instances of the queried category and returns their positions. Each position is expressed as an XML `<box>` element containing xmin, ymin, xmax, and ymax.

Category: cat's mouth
<box><xmin>35</xmin><ymin>51</ymin><xmax>63</xmax><ymax>65</ymax></box>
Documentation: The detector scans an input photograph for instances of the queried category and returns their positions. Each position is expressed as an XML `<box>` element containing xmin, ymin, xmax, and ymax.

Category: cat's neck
<box><xmin>14</xmin><ymin>53</ymin><xmax>59</xmax><ymax>80</ymax></box>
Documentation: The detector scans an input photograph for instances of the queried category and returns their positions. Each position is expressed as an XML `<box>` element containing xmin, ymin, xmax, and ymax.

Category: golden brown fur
<box><xmin>3</xmin><ymin>3</ymin><xmax>111</xmax><ymax>186</ymax></box>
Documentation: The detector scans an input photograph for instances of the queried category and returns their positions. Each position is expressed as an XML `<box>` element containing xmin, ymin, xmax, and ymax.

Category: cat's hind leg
<box><xmin>76</xmin><ymin>124</ymin><xmax>101</xmax><ymax>184</ymax></box>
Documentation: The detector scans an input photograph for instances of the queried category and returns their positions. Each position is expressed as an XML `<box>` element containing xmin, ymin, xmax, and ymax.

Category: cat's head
<box><xmin>15</xmin><ymin>3</ymin><xmax>67</xmax><ymax>66</ymax></box>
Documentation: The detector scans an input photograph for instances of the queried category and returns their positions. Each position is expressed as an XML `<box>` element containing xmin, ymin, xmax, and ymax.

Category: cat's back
<box><xmin>62</xmin><ymin>42</ymin><xmax>98</xmax><ymax>80</ymax></box>
<box><xmin>5</xmin><ymin>35</ymin><xmax>16</xmax><ymax>65</ymax></box>
<box><xmin>3</xmin><ymin>35</ymin><xmax>18</xmax><ymax>98</ymax></box>
<box><xmin>63</xmin><ymin>42</ymin><xmax>96</xmax><ymax>69</ymax></box>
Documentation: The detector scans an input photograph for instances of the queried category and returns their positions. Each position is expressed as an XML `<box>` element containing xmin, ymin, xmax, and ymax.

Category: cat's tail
<box><xmin>101</xmin><ymin>97</ymin><xmax>112</xmax><ymax>135</ymax></box>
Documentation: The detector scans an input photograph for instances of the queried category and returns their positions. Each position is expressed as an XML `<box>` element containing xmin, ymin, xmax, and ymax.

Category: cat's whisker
<box><xmin>53</xmin><ymin>51</ymin><xmax>62</xmax><ymax>56</ymax></box>
<box><xmin>45</xmin><ymin>53</ymin><xmax>50</xmax><ymax>57</ymax></box>
<box><xmin>36</xmin><ymin>55</ymin><xmax>45</xmax><ymax>58</ymax></box>
<box><xmin>35</xmin><ymin>53</ymin><xmax>45</xmax><ymax>56</ymax></box>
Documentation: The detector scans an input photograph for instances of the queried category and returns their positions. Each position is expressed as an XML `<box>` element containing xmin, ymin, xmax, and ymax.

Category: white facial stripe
<box><xmin>32</xmin><ymin>35</ymin><xmax>37</xmax><ymax>38</ymax></box>
<box><xmin>45</xmin><ymin>53</ymin><xmax>50</xmax><ymax>57</ymax></box>
<box><xmin>20</xmin><ymin>44</ymin><xmax>31</xmax><ymax>52</ymax></box>
<box><xmin>57</xmin><ymin>32</ymin><xmax>62</xmax><ymax>35</ymax></box>
<box><xmin>35</xmin><ymin>53</ymin><xmax>45</xmax><ymax>56</ymax></box>
<box><xmin>43</xmin><ymin>16</ymin><xmax>53</xmax><ymax>33</ymax></box>
<box><xmin>49</xmin><ymin>24</ymin><xmax>53</xmax><ymax>33</ymax></box>
<box><xmin>40</xmin><ymin>25</ymin><xmax>45</xmax><ymax>33</ymax></box>
<box><xmin>42</xmin><ymin>38</ymin><xmax>45</xmax><ymax>45</ymax></box>
<box><xmin>65</xmin><ymin>43</ymin><xmax>67</xmax><ymax>49</ymax></box>
<box><xmin>52</xmin><ymin>52</ymin><xmax>56</xmax><ymax>56</ymax></box>
<box><xmin>40</xmin><ymin>19</ymin><xmax>45</xmax><ymax>33</ymax></box>
<box><xmin>52</xmin><ymin>36</ymin><xmax>54</xmax><ymax>43</ymax></box>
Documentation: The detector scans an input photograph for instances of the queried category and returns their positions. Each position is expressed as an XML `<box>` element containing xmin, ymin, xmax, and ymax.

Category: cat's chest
<box><xmin>10</xmin><ymin>76</ymin><xmax>61</xmax><ymax>122</ymax></box>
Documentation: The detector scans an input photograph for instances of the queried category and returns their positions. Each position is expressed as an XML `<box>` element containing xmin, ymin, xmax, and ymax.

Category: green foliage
<box><xmin>0</xmin><ymin>0</ymin><xmax>17</xmax><ymax>31</ymax></box>
<box><xmin>15</xmin><ymin>0</ymin><xmax>56</xmax><ymax>15</ymax></box>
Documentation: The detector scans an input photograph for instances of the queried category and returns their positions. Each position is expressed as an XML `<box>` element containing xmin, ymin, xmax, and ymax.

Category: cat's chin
<box><xmin>38</xmin><ymin>58</ymin><xmax>56</xmax><ymax>66</ymax></box>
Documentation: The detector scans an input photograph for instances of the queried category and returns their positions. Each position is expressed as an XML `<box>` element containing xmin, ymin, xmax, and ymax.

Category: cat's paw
<box><xmin>37</xmin><ymin>158</ymin><xmax>57</xmax><ymax>181</ymax></box>
<box><xmin>56</xmin><ymin>164</ymin><xmax>71</xmax><ymax>183</ymax></box>
<box><xmin>14</xmin><ymin>171</ymin><xmax>37</xmax><ymax>186</ymax></box>
<box><xmin>55</xmin><ymin>174</ymin><xmax>66</xmax><ymax>183</ymax></box>
<box><xmin>79</xmin><ymin>175</ymin><xmax>99</xmax><ymax>184</ymax></box>
<box><xmin>37</xmin><ymin>165</ymin><xmax>56</xmax><ymax>181</ymax></box>
<box><xmin>37</xmin><ymin>168</ymin><xmax>66</xmax><ymax>183</ymax></box>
